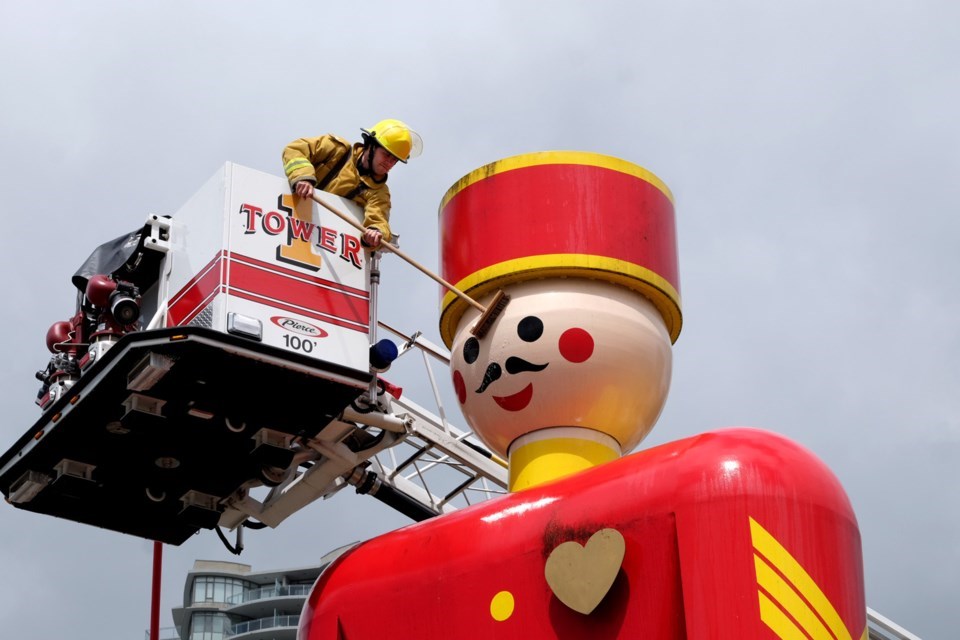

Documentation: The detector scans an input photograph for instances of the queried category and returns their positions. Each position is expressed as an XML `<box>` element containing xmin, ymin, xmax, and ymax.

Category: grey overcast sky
<box><xmin>1</xmin><ymin>2</ymin><xmax>957</xmax><ymax>638</ymax></box>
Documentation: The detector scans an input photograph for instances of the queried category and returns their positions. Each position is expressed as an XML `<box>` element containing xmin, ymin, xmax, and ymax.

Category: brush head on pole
<box><xmin>470</xmin><ymin>290</ymin><xmax>509</xmax><ymax>338</ymax></box>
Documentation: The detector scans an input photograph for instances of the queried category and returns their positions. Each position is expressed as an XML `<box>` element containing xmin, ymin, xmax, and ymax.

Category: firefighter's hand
<box><xmin>362</xmin><ymin>228</ymin><xmax>382</xmax><ymax>248</ymax></box>
<box><xmin>294</xmin><ymin>181</ymin><xmax>314</xmax><ymax>198</ymax></box>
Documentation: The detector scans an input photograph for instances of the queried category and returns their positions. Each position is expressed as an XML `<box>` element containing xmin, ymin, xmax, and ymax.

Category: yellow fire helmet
<box><xmin>362</xmin><ymin>119</ymin><xmax>423</xmax><ymax>163</ymax></box>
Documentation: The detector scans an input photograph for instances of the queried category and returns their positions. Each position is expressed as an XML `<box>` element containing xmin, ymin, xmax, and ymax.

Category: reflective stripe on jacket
<box><xmin>282</xmin><ymin>134</ymin><xmax>392</xmax><ymax>241</ymax></box>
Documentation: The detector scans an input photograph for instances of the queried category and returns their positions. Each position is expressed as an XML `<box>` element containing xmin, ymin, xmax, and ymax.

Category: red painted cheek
<box><xmin>559</xmin><ymin>328</ymin><xmax>594</xmax><ymax>363</ymax></box>
<box><xmin>453</xmin><ymin>370</ymin><xmax>467</xmax><ymax>404</ymax></box>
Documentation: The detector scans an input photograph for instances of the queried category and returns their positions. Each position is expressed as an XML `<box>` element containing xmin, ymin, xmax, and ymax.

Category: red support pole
<box><xmin>150</xmin><ymin>541</ymin><xmax>162</xmax><ymax>640</ymax></box>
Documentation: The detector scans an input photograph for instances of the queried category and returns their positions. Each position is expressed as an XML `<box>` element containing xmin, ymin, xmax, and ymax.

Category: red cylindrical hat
<box><xmin>438</xmin><ymin>151</ymin><xmax>681</xmax><ymax>347</ymax></box>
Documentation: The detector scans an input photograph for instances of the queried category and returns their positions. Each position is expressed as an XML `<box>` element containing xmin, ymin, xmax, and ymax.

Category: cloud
<box><xmin>0</xmin><ymin>2</ymin><xmax>956</xmax><ymax>638</ymax></box>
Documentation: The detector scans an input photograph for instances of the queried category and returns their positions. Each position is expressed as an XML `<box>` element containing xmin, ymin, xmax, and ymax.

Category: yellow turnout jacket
<box><xmin>282</xmin><ymin>134</ymin><xmax>392</xmax><ymax>241</ymax></box>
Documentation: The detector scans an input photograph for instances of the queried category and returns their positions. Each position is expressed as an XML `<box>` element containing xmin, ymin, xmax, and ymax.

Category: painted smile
<box><xmin>493</xmin><ymin>383</ymin><xmax>533</xmax><ymax>412</ymax></box>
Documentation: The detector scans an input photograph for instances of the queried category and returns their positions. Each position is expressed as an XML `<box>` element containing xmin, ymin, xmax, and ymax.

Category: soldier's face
<box><xmin>449</xmin><ymin>279</ymin><xmax>673</xmax><ymax>458</ymax></box>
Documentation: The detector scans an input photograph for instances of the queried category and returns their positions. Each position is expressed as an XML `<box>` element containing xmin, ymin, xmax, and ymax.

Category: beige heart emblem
<box><xmin>544</xmin><ymin>528</ymin><xmax>626</xmax><ymax>614</ymax></box>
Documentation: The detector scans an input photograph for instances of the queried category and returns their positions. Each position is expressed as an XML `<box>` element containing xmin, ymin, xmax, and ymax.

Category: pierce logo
<box><xmin>270</xmin><ymin>316</ymin><xmax>328</xmax><ymax>338</ymax></box>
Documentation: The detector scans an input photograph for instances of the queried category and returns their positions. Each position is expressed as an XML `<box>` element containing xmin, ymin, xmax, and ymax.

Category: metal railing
<box><xmin>224</xmin><ymin>584</ymin><xmax>311</xmax><ymax>605</ymax></box>
<box><xmin>228</xmin><ymin>615</ymin><xmax>299</xmax><ymax>636</ymax></box>
<box><xmin>368</xmin><ymin>322</ymin><xmax>508</xmax><ymax>512</ymax></box>
<box><xmin>144</xmin><ymin>627</ymin><xmax>180</xmax><ymax>640</ymax></box>
<box><xmin>867</xmin><ymin>608</ymin><xmax>923</xmax><ymax>640</ymax></box>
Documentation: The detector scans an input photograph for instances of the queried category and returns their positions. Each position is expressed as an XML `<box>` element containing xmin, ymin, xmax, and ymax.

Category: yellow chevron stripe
<box><xmin>750</xmin><ymin>517</ymin><xmax>852</xmax><ymax>640</ymax></box>
<box><xmin>758</xmin><ymin>591</ymin><xmax>811</xmax><ymax>640</ymax></box>
<box><xmin>755</xmin><ymin>554</ymin><xmax>834</xmax><ymax>640</ymax></box>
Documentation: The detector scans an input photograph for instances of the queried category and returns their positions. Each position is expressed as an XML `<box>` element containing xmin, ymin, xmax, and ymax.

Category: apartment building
<box><xmin>168</xmin><ymin>544</ymin><xmax>354</xmax><ymax>640</ymax></box>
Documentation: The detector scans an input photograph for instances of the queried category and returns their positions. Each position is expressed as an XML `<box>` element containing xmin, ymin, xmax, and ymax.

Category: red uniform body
<box><xmin>299</xmin><ymin>428</ymin><xmax>866</xmax><ymax>639</ymax></box>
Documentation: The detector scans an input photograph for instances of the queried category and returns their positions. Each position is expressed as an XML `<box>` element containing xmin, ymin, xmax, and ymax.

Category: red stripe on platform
<box><xmin>227</xmin><ymin>259</ymin><xmax>368</xmax><ymax>328</ymax></box>
<box><xmin>229</xmin><ymin>252</ymin><xmax>368</xmax><ymax>298</ymax></box>
<box><xmin>168</xmin><ymin>253</ymin><xmax>224</xmax><ymax>325</ymax></box>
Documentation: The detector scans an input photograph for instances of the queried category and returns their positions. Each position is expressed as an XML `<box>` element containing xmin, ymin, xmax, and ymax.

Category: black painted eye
<box><xmin>463</xmin><ymin>337</ymin><xmax>480</xmax><ymax>364</ymax></box>
<box><xmin>517</xmin><ymin>316</ymin><xmax>543</xmax><ymax>342</ymax></box>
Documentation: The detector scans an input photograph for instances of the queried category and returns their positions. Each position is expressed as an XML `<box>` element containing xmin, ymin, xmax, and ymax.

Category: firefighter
<box><xmin>282</xmin><ymin>119</ymin><xmax>422</xmax><ymax>248</ymax></box>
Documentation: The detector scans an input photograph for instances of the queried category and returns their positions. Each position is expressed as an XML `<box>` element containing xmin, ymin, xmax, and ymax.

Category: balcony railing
<box><xmin>228</xmin><ymin>615</ymin><xmax>300</xmax><ymax>636</ymax></box>
<box><xmin>144</xmin><ymin>626</ymin><xmax>181</xmax><ymax>640</ymax></box>
<box><xmin>224</xmin><ymin>584</ymin><xmax>311</xmax><ymax>605</ymax></box>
